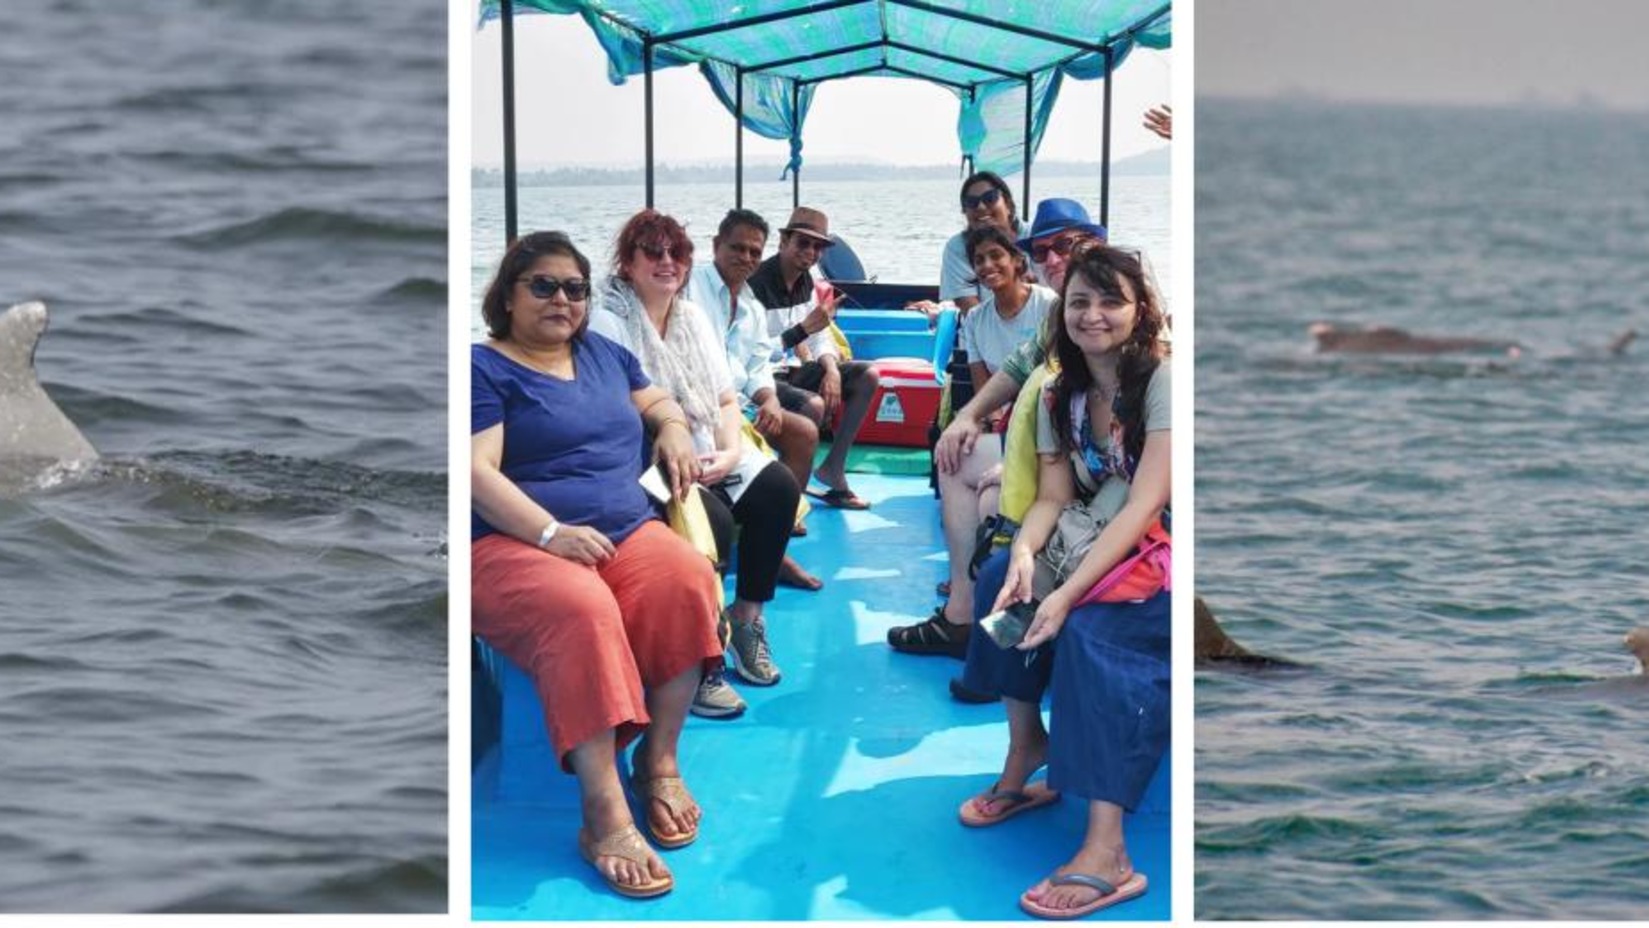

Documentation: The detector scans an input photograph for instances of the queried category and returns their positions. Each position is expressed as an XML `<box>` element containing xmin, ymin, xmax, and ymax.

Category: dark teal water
<box><xmin>1195</xmin><ymin>99</ymin><xmax>1649</xmax><ymax>920</ymax></box>
<box><xmin>0</xmin><ymin>0</ymin><xmax>446</xmax><ymax>913</ymax></box>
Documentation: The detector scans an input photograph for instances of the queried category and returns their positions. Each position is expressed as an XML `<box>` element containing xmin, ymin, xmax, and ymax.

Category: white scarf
<box><xmin>599</xmin><ymin>276</ymin><xmax>723</xmax><ymax>452</ymax></box>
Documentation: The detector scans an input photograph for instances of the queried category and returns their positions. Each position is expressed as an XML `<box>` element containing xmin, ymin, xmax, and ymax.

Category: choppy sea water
<box><xmin>469</xmin><ymin>174</ymin><xmax>1170</xmax><ymax>333</ymax></box>
<box><xmin>1195</xmin><ymin>99</ymin><xmax>1649</xmax><ymax>919</ymax></box>
<box><xmin>0</xmin><ymin>0</ymin><xmax>446</xmax><ymax>913</ymax></box>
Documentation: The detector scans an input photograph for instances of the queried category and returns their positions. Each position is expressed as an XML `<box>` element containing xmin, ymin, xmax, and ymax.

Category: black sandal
<box><xmin>887</xmin><ymin>607</ymin><xmax>971</xmax><ymax>658</ymax></box>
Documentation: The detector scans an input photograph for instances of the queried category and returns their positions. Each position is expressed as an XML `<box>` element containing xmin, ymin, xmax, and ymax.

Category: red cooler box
<box><xmin>837</xmin><ymin>357</ymin><xmax>940</xmax><ymax>448</ymax></box>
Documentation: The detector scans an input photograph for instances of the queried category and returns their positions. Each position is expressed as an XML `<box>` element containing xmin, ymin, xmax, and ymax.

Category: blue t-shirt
<box><xmin>471</xmin><ymin>336</ymin><xmax>657</xmax><ymax>544</ymax></box>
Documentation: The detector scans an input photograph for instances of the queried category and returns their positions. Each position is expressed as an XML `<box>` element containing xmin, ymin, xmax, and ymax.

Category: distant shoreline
<box><xmin>472</xmin><ymin>151</ymin><xmax>1167</xmax><ymax>188</ymax></box>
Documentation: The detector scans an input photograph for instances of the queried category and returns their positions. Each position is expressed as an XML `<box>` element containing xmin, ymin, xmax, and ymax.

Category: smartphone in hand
<box><xmin>980</xmin><ymin>600</ymin><xmax>1037</xmax><ymax>649</ymax></box>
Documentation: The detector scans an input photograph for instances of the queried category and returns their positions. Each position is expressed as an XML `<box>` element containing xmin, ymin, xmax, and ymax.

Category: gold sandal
<box><xmin>578</xmin><ymin>823</ymin><xmax>673</xmax><ymax>899</ymax></box>
<box><xmin>630</xmin><ymin>773</ymin><xmax>700</xmax><ymax>849</ymax></box>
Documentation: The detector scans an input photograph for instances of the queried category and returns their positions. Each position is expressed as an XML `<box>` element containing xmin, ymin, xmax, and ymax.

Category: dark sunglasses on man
<box><xmin>1030</xmin><ymin>235</ymin><xmax>1089</xmax><ymax>264</ymax></box>
<box><xmin>520</xmin><ymin>275</ymin><xmax>591</xmax><ymax>301</ymax></box>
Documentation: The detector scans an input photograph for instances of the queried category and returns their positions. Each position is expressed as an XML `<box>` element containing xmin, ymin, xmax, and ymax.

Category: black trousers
<box><xmin>699</xmin><ymin>459</ymin><xmax>799</xmax><ymax>604</ymax></box>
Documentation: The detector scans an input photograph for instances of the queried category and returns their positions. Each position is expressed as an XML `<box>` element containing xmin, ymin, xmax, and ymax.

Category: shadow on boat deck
<box><xmin>473</xmin><ymin>472</ymin><xmax>1171</xmax><ymax>920</ymax></box>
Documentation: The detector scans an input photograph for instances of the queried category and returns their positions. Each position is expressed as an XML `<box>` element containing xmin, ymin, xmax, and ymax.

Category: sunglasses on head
<box><xmin>519</xmin><ymin>275</ymin><xmax>590</xmax><ymax>301</ymax></box>
<box><xmin>1031</xmin><ymin>234</ymin><xmax>1089</xmax><ymax>264</ymax></box>
<box><xmin>961</xmin><ymin>187</ymin><xmax>1003</xmax><ymax>211</ymax></box>
<box><xmin>637</xmin><ymin>241</ymin><xmax>689</xmax><ymax>263</ymax></box>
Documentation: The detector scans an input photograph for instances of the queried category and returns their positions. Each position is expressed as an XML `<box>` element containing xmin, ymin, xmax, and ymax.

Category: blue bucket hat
<box><xmin>1015</xmin><ymin>198</ymin><xmax>1107</xmax><ymax>251</ymax></box>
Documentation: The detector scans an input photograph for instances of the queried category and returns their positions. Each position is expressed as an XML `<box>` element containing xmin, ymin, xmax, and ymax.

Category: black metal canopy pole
<box><xmin>735</xmin><ymin>66</ymin><xmax>744</xmax><ymax>210</ymax></box>
<box><xmin>1101</xmin><ymin>44</ymin><xmax>1114</xmax><ymax>229</ymax></box>
<box><xmin>790</xmin><ymin>79</ymin><xmax>800</xmax><ymax>209</ymax></box>
<box><xmin>500</xmin><ymin>0</ymin><xmax>518</xmax><ymax>244</ymax></box>
<box><xmin>644</xmin><ymin>37</ymin><xmax>655</xmax><ymax>208</ymax></box>
<box><xmin>1021</xmin><ymin>75</ymin><xmax>1032</xmax><ymax>221</ymax></box>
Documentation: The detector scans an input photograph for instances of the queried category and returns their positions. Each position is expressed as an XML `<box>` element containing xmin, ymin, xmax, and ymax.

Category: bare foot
<box><xmin>777</xmin><ymin>555</ymin><xmax>823</xmax><ymax>591</ymax></box>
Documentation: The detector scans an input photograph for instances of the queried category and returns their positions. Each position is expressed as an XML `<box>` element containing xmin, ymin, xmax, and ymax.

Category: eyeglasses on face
<box><xmin>791</xmin><ymin>235</ymin><xmax>833</xmax><ymax>253</ymax></box>
<box><xmin>1031</xmin><ymin>234</ymin><xmax>1089</xmax><ymax>264</ymax></box>
<box><xmin>518</xmin><ymin>275</ymin><xmax>590</xmax><ymax>301</ymax></box>
<box><xmin>961</xmin><ymin>187</ymin><xmax>1003</xmax><ymax>211</ymax></box>
<box><xmin>636</xmin><ymin>241</ymin><xmax>690</xmax><ymax>263</ymax></box>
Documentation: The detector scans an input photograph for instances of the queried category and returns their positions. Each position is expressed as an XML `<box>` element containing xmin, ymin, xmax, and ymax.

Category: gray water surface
<box><xmin>1</xmin><ymin>0</ymin><xmax>446</xmax><ymax>913</ymax></box>
<box><xmin>1195</xmin><ymin>99</ymin><xmax>1649</xmax><ymax>920</ymax></box>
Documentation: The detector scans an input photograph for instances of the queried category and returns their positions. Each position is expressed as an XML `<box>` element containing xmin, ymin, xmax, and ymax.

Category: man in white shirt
<box><xmin>684</xmin><ymin>209</ymin><xmax>824</xmax><ymax>593</ymax></box>
<box><xmin>685</xmin><ymin>210</ymin><xmax>822</xmax><ymax>507</ymax></box>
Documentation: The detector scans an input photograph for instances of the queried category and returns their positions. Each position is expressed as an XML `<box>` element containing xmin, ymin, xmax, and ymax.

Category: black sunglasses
<box><xmin>519</xmin><ymin>275</ymin><xmax>590</xmax><ymax>301</ymax></box>
<box><xmin>637</xmin><ymin>241</ymin><xmax>690</xmax><ymax>263</ymax></box>
<box><xmin>791</xmin><ymin>235</ymin><xmax>833</xmax><ymax>253</ymax></box>
<box><xmin>1030</xmin><ymin>234</ymin><xmax>1090</xmax><ymax>264</ymax></box>
<box><xmin>961</xmin><ymin>187</ymin><xmax>1004</xmax><ymax>211</ymax></box>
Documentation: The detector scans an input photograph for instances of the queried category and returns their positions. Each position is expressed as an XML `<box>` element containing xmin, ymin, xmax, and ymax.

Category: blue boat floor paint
<box><xmin>474</xmin><ymin>472</ymin><xmax>1170</xmax><ymax>920</ymax></box>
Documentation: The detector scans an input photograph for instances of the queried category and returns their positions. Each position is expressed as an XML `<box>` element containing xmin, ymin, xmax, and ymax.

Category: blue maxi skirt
<box><xmin>960</xmin><ymin>548</ymin><xmax>1171</xmax><ymax>811</ymax></box>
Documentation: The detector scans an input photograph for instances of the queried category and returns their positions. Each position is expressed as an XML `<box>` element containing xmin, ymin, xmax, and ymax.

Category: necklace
<box><xmin>504</xmin><ymin>340</ymin><xmax>573</xmax><ymax>377</ymax></box>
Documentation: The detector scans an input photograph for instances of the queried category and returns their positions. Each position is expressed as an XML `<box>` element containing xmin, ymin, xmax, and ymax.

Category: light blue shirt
<box><xmin>683</xmin><ymin>262</ymin><xmax>778</xmax><ymax>403</ymax></box>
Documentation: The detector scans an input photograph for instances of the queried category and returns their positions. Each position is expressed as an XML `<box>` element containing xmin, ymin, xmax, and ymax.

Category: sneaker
<box><xmin>691</xmin><ymin>665</ymin><xmax>747</xmax><ymax>719</ymax></box>
<box><xmin>728</xmin><ymin>616</ymin><xmax>782</xmax><ymax>686</ymax></box>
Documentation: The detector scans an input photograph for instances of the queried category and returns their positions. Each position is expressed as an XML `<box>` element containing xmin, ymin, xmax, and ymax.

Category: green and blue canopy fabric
<box><xmin>478</xmin><ymin>0</ymin><xmax>1170</xmax><ymax>178</ymax></box>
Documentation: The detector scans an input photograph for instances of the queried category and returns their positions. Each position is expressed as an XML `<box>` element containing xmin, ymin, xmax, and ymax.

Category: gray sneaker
<box><xmin>691</xmin><ymin>665</ymin><xmax>746</xmax><ymax>719</ymax></box>
<box><xmin>728</xmin><ymin>616</ymin><xmax>781</xmax><ymax>686</ymax></box>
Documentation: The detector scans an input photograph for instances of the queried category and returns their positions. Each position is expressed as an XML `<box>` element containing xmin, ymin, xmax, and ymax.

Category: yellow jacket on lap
<box><xmin>998</xmin><ymin>363</ymin><xmax>1054</xmax><ymax>524</ymax></box>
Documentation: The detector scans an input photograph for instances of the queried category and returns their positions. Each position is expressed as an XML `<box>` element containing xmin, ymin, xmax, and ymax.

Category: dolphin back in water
<box><xmin>1</xmin><ymin>301</ymin><xmax>97</xmax><ymax>467</ymax></box>
<box><xmin>1194</xmin><ymin>598</ymin><xmax>1301</xmax><ymax>669</ymax></box>
<box><xmin>1309</xmin><ymin>322</ymin><xmax>1523</xmax><ymax>357</ymax></box>
<box><xmin>1310</xmin><ymin>322</ymin><xmax>1637</xmax><ymax>358</ymax></box>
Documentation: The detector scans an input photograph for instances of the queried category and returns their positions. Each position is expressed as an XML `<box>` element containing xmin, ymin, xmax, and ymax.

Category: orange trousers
<box><xmin>472</xmin><ymin>519</ymin><xmax>722</xmax><ymax>770</ymax></box>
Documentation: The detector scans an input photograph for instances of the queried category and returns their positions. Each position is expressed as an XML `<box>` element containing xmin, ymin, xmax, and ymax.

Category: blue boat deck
<box><xmin>472</xmin><ymin>471</ymin><xmax>1171</xmax><ymax>920</ymax></box>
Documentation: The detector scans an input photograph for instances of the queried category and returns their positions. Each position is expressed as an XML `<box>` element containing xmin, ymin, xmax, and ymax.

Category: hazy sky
<box><xmin>1199</xmin><ymin>0</ymin><xmax>1649</xmax><ymax>110</ymax></box>
<box><xmin>472</xmin><ymin>13</ymin><xmax>1171</xmax><ymax>169</ymax></box>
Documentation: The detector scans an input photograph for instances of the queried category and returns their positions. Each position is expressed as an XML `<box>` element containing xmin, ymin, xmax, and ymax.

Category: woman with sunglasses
<box><xmin>471</xmin><ymin>231</ymin><xmax>723</xmax><ymax>899</ymax></box>
<box><xmin>888</xmin><ymin>225</ymin><xmax>1056</xmax><ymax>658</ymax></box>
<box><xmin>591</xmin><ymin>210</ymin><xmax>803</xmax><ymax>694</ymax></box>
<box><xmin>942</xmin><ymin>171</ymin><xmax>1025</xmax><ymax>313</ymax></box>
<box><xmin>955</xmin><ymin>243</ymin><xmax>1171</xmax><ymax>920</ymax></box>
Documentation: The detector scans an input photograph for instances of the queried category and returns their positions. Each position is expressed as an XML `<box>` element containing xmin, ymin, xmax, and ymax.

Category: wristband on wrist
<box><xmin>782</xmin><ymin>323</ymin><xmax>807</xmax><ymax>349</ymax></box>
<box><xmin>655</xmin><ymin>415</ymin><xmax>686</xmax><ymax>433</ymax></box>
<box><xmin>537</xmin><ymin>519</ymin><xmax>560</xmax><ymax>549</ymax></box>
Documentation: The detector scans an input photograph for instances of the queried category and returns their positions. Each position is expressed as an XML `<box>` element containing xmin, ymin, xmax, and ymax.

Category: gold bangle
<box><xmin>655</xmin><ymin>416</ymin><xmax>686</xmax><ymax>432</ymax></box>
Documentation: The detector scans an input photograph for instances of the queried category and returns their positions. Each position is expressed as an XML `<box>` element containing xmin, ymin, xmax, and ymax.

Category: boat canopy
<box><xmin>479</xmin><ymin>0</ymin><xmax>1170</xmax><ymax>237</ymax></box>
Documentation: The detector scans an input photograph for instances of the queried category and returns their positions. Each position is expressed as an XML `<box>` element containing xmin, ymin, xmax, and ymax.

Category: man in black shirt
<box><xmin>748</xmin><ymin>206</ymin><xmax>880</xmax><ymax>510</ymax></box>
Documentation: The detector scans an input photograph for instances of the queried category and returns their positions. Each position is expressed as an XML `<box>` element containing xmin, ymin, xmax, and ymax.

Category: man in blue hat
<box><xmin>1016</xmin><ymin>198</ymin><xmax>1108</xmax><ymax>294</ymax></box>
<box><xmin>935</xmin><ymin>196</ymin><xmax>1107</xmax><ymax>477</ymax></box>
